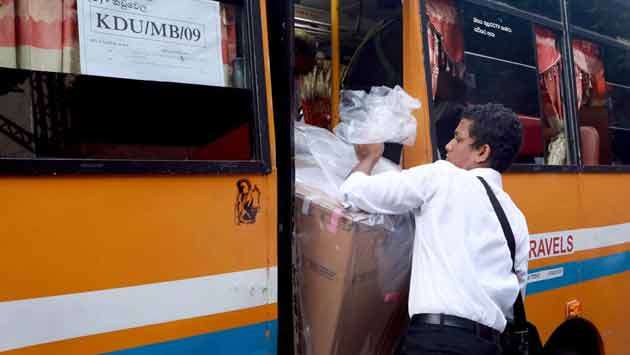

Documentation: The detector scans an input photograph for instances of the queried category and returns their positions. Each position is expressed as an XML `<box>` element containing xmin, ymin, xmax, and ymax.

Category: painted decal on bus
<box><xmin>235</xmin><ymin>179</ymin><xmax>261</xmax><ymax>225</ymax></box>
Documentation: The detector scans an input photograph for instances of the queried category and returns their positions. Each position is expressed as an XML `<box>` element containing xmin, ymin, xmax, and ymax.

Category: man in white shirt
<box><xmin>340</xmin><ymin>103</ymin><xmax>529</xmax><ymax>355</ymax></box>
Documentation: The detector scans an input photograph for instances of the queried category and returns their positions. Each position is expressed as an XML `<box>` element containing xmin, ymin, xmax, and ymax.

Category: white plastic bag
<box><xmin>295</xmin><ymin>122</ymin><xmax>401</xmax><ymax>201</ymax></box>
<box><xmin>334</xmin><ymin>85</ymin><xmax>421</xmax><ymax>146</ymax></box>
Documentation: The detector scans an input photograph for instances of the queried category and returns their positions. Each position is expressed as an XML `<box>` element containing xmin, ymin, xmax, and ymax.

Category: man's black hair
<box><xmin>462</xmin><ymin>103</ymin><xmax>523</xmax><ymax>173</ymax></box>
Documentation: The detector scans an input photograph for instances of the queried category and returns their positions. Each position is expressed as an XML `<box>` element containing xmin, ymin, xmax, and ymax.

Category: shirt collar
<box><xmin>470</xmin><ymin>167</ymin><xmax>503</xmax><ymax>189</ymax></box>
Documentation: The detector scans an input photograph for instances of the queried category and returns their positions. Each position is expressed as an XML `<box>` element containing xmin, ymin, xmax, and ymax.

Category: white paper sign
<box><xmin>77</xmin><ymin>0</ymin><xmax>225</xmax><ymax>86</ymax></box>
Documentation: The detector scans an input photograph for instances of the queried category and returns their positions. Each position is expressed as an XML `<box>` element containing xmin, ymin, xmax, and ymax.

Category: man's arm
<box><xmin>515</xmin><ymin>220</ymin><xmax>530</xmax><ymax>297</ymax></box>
<box><xmin>341</xmin><ymin>144</ymin><xmax>439</xmax><ymax>215</ymax></box>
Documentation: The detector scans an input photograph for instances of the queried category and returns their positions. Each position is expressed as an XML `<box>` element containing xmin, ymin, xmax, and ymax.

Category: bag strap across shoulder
<box><xmin>477</xmin><ymin>176</ymin><xmax>527</xmax><ymax>329</ymax></box>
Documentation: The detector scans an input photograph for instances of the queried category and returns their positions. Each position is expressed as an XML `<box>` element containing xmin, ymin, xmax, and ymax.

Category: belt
<box><xmin>410</xmin><ymin>313</ymin><xmax>501</xmax><ymax>344</ymax></box>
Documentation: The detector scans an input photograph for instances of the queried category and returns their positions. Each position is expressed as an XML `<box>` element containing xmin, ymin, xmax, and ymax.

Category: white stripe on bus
<box><xmin>529</xmin><ymin>223</ymin><xmax>630</xmax><ymax>260</ymax></box>
<box><xmin>0</xmin><ymin>266</ymin><xmax>277</xmax><ymax>352</ymax></box>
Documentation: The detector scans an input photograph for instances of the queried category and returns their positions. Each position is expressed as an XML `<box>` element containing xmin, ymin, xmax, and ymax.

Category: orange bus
<box><xmin>1</xmin><ymin>0</ymin><xmax>283</xmax><ymax>354</ymax></box>
<box><xmin>0</xmin><ymin>0</ymin><xmax>628</xmax><ymax>354</ymax></box>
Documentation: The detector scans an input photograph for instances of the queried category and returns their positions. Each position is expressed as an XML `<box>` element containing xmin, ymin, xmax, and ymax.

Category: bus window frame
<box><xmin>420</xmin><ymin>0</ymin><xmax>587</xmax><ymax>173</ymax></box>
<box><xmin>582</xmin><ymin>165</ymin><xmax>630</xmax><ymax>173</ymax></box>
<box><xmin>463</xmin><ymin>0</ymin><xmax>564</xmax><ymax>31</ymax></box>
<box><xmin>0</xmin><ymin>0</ymin><xmax>272</xmax><ymax>176</ymax></box>
<box><xmin>567</xmin><ymin>1</ymin><xmax>630</xmax><ymax>172</ymax></box>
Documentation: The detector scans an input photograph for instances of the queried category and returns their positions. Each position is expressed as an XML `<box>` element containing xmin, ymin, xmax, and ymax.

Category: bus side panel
<box><xmin>505</xmin><ymin>173</ymin><xmax>629</xmax><ymax>353</ymax></box>
<box><xmin>0</xmin><ymin>175</ymin><xmax>277</xmax><ymax>354</ymax></box>
<box><xmin>575</xmin><ymin>173</ymin><xmax>630</xmax><ymax>354</ymax></box>
<box><xmin>0</xmin><ymin>176</ymin><xmax>273</xmax><ymax>300</ymax></box>
<box><xmin>575</xmin><ymin>273</ymin><xmax>629</xmax><ymax>353</ymax></box>
<box><xmin>526</xmin><ymin>286</ymin><xmax>579</xmax><ymax>343</ymax></box>
<box><xmin>505</xmin><ymin>173</ymin><xmax>581</xmax><ymax>342</ymax></box>
<box><xmin>504</xmin><ymin>174</ymin><xmax>581</xmax><ymax>234</ymax></box>
<box><xmin>578</xmin><ymin>173</ymin><xmax>630</xmax><ymax>227</ymax></box>
<box><xmin>0</xmin><ymin>0</ymin><xmax>280</xmax><ymax>353</ymax></box>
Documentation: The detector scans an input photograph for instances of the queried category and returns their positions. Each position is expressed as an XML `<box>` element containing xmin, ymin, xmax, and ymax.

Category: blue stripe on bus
<box><xmin>527</xmin><ymin>251</ymin><xmax>628</xmax><ymax>295</ymax></box>
<box><xmin>105</xmin><ymin>320</ymin><xmax>277</xmax><ymax>355</ymax></box>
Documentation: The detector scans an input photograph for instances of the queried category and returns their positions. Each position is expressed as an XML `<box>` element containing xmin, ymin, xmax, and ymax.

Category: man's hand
<box><xmin>355</xmin><ymin>143</ymin><xmax>384</xmax><ymax>161</ymax></box>
<box><xmin>348</xmin><ymin>143</ymin><xmax>384</xmax><ymax>177</ymax></box>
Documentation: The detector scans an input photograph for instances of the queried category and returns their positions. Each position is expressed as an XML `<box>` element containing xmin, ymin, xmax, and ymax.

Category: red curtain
<box><xmin>425</xmin><ymin>0</ymin><xmax>464</xmax><ymax>98</ymax></box>
<box><xmin>0</xmin><ymin>0</ymin><xmax>79</xmax><ymax>72</ymax></box>
<box><xmin>0</xmin><ymin>0</ymin><xmax>18</xmax><ymax>68</ymax></box>
<box><xmin>0</xmin><ymin>0</ymin><xmax>79</xmax><ymax>73</ymax></box>
<box><xmin>535</xmin><ymin>26</ymin><xmax>563</xmax><ymax>123</ymax></box>
<box><xmin>427</xmin><ymin>25</ymin><xmax>439</xmax><ymax>97</ymax></box>
<box><xmin>220</xmin><ymin>5</ymin><xmax>238</xmax><ymax>86</ymax></box>
<box><xmin>572</xmin><ymin>39</ymin><xmax>607</xmax><ymax>108</ymax></box>
<box><xmin>426</xmin><ymin>0</ymin><xmax>464</xmax><ymax>63</ymax></box>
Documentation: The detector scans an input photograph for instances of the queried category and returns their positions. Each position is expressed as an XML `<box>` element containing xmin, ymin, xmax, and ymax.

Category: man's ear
<box><xmin>476</xmin><ymin>144</ymin><xmax>492</xmax><ymax>165</ymax></box>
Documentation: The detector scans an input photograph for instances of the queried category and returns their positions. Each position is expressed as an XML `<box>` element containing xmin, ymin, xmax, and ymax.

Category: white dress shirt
<box><xmin>340</xmin><ymin>160</ymin><xmax>529</xmax><ymax>332</ymax></box>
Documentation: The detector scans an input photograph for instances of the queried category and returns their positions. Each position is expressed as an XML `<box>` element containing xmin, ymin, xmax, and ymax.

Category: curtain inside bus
<box><xmin>425</xmin><ymin>0</ymin><xmax>464</xmax><ymax>99</ymax></box>
<box><xmin>536</xmin><ymin>27</ymin><xmax>563</xmax><ymax>124</ymax></box>
<box><xmin>573</xmin><ymin>39</ymin><xmax>608</xmax><ymax>108</ymax></box>
<box><xmin>0</xmin><ymin>0</ymin><xmax>79</xmax><ymax>73</ymax></box>
<box><xmin>535</xmin><ymin>26</ymin><xmax>566</xmax><ymax>164</ymax></box>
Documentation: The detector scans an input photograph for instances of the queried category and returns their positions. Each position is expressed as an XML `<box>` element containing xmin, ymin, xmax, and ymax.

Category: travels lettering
<box><xmin>529</xmin><ymin>235</ymin><xmax>574</xmax><ymax>259</ymax></box>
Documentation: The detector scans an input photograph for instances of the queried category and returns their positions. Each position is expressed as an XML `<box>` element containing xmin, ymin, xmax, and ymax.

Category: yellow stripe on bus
<box><xmin>506</xmin><ymin>173</ymin><xmax>630</xmax><ymax>233</ymax></box>
<box><xmin>0</xmin><ymin>176</ymin><xmax>275</xmax><ymax>302</ymax></box>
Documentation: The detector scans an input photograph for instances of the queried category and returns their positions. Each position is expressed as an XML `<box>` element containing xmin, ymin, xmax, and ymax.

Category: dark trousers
<box><xmin>395</xmin><ymin>319</ymin><xmax>502</xmax><ymax>355</ymax></box>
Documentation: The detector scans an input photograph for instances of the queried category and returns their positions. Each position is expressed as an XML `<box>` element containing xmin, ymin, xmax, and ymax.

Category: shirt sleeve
<box><xmin>339</xmin><ymin>162</ymin><xmax>445</xmax><ymax>215</ymax></box>
<box><xmin>514</xmin><ymin>216</ymin><xmax>530</xmax><ymax>296</ymax></box>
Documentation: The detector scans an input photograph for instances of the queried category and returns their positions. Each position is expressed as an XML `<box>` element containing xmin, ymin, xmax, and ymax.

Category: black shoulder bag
<box><xmin>478</xmin><ymin>177</ymin><xmax>543</xmax><ymax>355</ymax></box>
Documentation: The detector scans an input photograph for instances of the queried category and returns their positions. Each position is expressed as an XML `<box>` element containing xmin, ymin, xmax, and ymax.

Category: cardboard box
<box><xmin>294</xmin><ymin>183</ymin><xmax>412</xmax><ymax>355</ymax></box>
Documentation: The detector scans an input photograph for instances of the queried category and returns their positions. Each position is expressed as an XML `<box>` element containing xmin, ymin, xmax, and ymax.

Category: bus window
<box><xmin>0</xmin><ymin>1</ymin><xmax>267</xmax><ymax>171</ymax></box>
<box><xmin>460</xmin><ymin>3</ymin><xmax>538</xmax><ymax>116</ymax></box>
<box><xmin>572</xmin><ymin>40</ymin><xmax>630</xmax><ymax>166</ymax></box>
<box><xmin>535</xmin><ymin>27</ymin><xmax>567</xmax><ymax>166</ymax></box>
<box><xmin>426</xmin><ymin>0</ymin><xmax>568</xmax><ymax>166</ymax></box>
<box><xmin>494</xmin><ymin>0</ymin><xmax>561</xmax><ymax>21</ymax></box>
<box><xmin>343</xmin><ymin>17</ymin><xmax>402</xmax><ymax>92</ymax></box>
<box><xmin>603</xmin><ymin>47</ymin><xmax>630</xmax><ymax>166</ymax></box>
<box><xmin>343</xmin><ymin>16</ymin><xmax>403</xmax><ymax>163</ymax></box>
<box><xmin>570</xmin><ymin>0</ymin><xmax>630</xmax><ymax>43</ymax></box>
<box><xmin>425</xmin><ymin>0</ymin><xmax>466</xmax><ymax>159</ymax></box>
